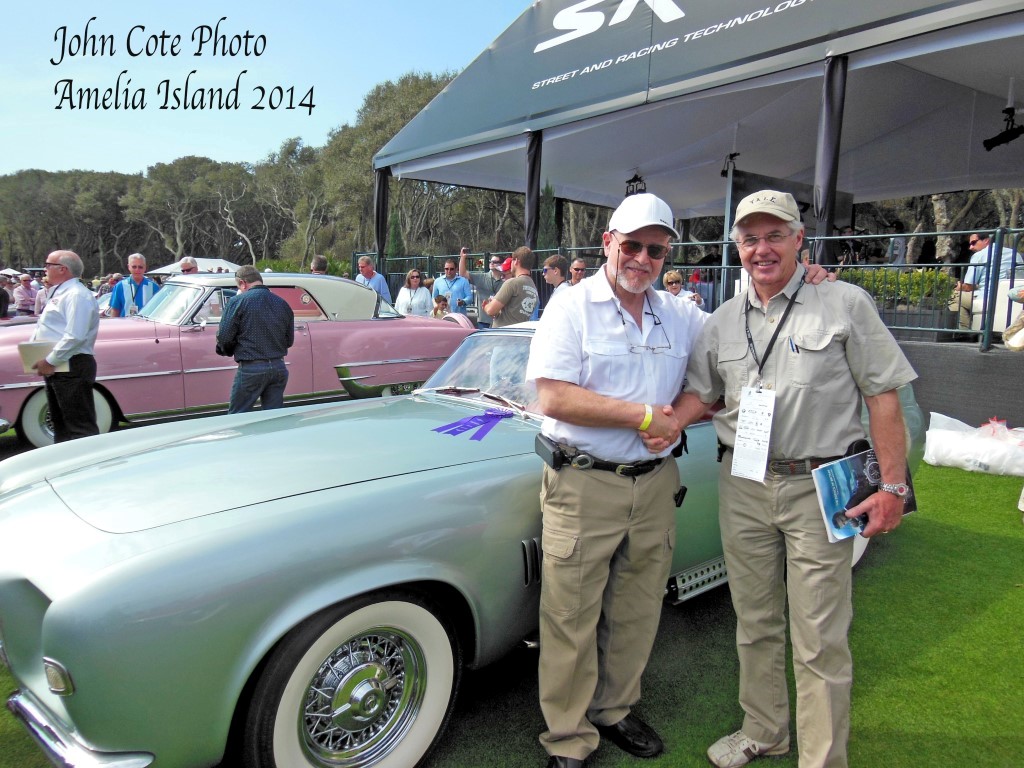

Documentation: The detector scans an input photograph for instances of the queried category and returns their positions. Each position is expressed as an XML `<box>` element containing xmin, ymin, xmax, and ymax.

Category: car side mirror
<box><xmin>200</xmin><ymin>318</ymin><xmax>207</xmax><ymax>330</ymax></box>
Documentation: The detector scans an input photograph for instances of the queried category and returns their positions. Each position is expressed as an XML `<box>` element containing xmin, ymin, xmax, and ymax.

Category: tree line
<box><xmin>0</xmin><ymin>70</ymin><xmax>1020</xmax><ymax>280</ymax></box>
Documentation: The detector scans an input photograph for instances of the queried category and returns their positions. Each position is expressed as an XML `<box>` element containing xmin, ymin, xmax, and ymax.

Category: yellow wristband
<box><xmin>638</xmin><ymin>404</ymin><xmax>653</xmax><ymax>431</ymax></box>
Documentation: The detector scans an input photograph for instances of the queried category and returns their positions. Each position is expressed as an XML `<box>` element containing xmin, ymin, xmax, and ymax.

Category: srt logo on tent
<box><xmin>535</xmin><ymin>0</ymin><xmax>686</xmax><ymax>53</ymax></box>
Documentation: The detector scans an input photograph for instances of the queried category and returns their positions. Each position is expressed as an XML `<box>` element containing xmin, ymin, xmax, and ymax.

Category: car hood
<box><xmin>12</xmin><ymin>395</ymin><xmax>539</xmax><ymax>534</ymax></box>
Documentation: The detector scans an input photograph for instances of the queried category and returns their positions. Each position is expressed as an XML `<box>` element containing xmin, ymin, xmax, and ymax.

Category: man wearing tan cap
<box><xmin>666</xmin><ymin>190</ymin><xmax>916</xmax><ymax>768</ymax></box>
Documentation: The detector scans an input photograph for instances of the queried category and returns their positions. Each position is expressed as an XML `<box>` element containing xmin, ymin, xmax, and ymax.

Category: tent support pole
<box><xmin>526</xmin><ymin>130</ymin><xmax>542</xmax><ymax>249</ymax></box>
<box><xmin>812</xmin><ymin>55</ymin><xmax>848</xmax><ymax>266</ymax></box>
<box><xmin>374</xmin><ymin>167</ymin><xmax>392</xmax><ymax>266</ymax></box>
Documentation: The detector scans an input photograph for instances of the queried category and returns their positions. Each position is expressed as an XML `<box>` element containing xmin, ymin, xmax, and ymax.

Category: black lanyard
<box><xmin>743</xmin><ymin>276</ymin><xmax>805</xmax><ymax>382</ymax></box>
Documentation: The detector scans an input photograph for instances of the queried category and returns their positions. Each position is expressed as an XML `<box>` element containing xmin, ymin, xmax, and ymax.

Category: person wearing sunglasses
<box><xmin>459</xmin><ymin>246</ymin><xmax>505</xmax><ymax>327</ymax></box>
<box><xmin>13</xmin><ymin>273</ymin><xmax>38</xmax><ymax>316</ymax></box>
<box><xmin>568</xmin><ymin>257</ymin><xmax>588</xmax><ymax>286</ymax></box>
<box><xmin>394</xmin><ymin>268</ymin><xmax>432</xmax><ymax>316</ymax></box>
<box><xmin>948</xmin><ymin>231</ymin><xmax>1024</xmax><ymax>330</ymax></box>
<box><xmin>109</xmin><ymin>253</ymin><xmax>159</xmax><ymax>317</ymax></box>
<box><xmin>660</xmin><ymin>268</ymin><xmax>704</xmax><ymax>308</ymax></box>
<box><xmin>525</xmin><ymin>193</ymin><xmax>711</xmax><ymax>768</ymax></box>
<box><xmin>29</xmin><ymin>250</ymin><xmax>100</xmax><ymax>441</ymax></box>
<box><xmin>178</xmin><ymin>256</ymin><xmax>200</xmax><ymax>275</ymax></box>
<box><xmin>670</xmin><ymin>190</ymin><xmax>916</xmax><ymax>768</ymax></box>
<box><xmin>433</xmin><ymin>256</ymin><xmax>472</xmax><ymax>317</ymax></box>
<box><xmin>542</xmin><ymin>254</ymin><xmax>570</xmax><ymax>303</ymax></box>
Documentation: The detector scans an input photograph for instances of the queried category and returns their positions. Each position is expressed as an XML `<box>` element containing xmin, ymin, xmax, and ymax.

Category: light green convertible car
<box><xmin>0</xmin><ymin>325</ymin><xmax>924</xmax><ymax>768</ymax></box>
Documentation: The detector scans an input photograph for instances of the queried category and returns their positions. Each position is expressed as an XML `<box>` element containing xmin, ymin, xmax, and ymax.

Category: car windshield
<box><xmin>139</xmin><ymin>283</ymin><xmax>206</xmax><ymax>323</ymax></box>
<box><xmin>422</xmin><ymin>331</ymin><xmax>539</xmax><ymax>414</ymax></box>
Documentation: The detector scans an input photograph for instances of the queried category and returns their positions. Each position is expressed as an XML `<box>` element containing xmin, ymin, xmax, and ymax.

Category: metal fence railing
<box><xmin>356</xmin><ymin>226</ymin><xmax>1023</xmax><ymax>351</ymax></box>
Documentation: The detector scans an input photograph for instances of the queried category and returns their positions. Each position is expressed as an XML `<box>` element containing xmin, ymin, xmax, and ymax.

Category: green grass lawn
<box><xmin>2</xmin><ymin>463</ymin><xmax>1022</xmax><ymax>767</ymax></box>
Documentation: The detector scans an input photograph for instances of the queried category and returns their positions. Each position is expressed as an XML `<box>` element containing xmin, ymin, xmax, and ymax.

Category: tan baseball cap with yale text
<box><xmin>734</xmin><ymin>190</ymin><xmax>801</xmax><ymax>226</ymax></box>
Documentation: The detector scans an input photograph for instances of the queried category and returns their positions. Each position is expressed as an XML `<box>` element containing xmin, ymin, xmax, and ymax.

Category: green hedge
<box><xmin>837</xmin><ymin>267</ymin><xmax>955</xmax><ymax>308</ymax></box>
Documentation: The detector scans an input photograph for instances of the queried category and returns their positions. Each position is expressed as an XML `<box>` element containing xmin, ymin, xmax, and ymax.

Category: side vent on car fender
<box><xmin>521</xmin><ymin>537</ymin><xmax>542</xmax><ymax>587</ymax></box>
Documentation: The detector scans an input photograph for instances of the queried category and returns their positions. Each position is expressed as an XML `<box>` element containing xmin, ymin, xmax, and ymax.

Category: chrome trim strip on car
<box><xmin>97</xmin><ymin>371</ymin><xmax>182</xmax><ymax>382</ymax></box>
<box><xmin>0</xmin><ymin>382</ymin><xmax>51</xmax><ymax>391</ymax></box>
<box><xmin>181</xmin><ymin>366</ymin><xmax>246</xmax><ymax>374</ymax></box>
<box><xmin>6</xmin><ymin>691</ymin><xmax>154</xmax><ymax>768</ymax></box>
<box><xmin>340</xmin><ymin>355</ymin><xmax>450</xmax><ymax>368</ymax></box>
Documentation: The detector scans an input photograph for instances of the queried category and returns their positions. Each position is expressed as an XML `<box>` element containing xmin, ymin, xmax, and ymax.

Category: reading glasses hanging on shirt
<box><xmin>615</xmin><ymin>298</ymin><xmax>673</xmax><ymax>354</ymax></box>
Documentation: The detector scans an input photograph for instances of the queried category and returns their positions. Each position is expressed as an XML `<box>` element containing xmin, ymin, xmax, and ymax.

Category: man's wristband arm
<box><xmin>638</xmin><ymin>404</ymin><xmax>653</xmax><ymax>431</ymax></box>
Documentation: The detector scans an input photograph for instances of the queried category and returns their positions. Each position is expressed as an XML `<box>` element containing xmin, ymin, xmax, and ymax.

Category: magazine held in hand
<box><xmin>812</xmin><ymin>449</ymin><xmax>916</xmax><ymax>543</ymax></box>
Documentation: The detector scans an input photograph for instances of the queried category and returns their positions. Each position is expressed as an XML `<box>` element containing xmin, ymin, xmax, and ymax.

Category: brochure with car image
<box><xmin>812</xmin><ymin>449</ymin><xmax>916</xmax><ymax>543</ymax></box>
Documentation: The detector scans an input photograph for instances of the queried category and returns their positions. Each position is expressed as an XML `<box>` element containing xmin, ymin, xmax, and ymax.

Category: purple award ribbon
<box><xmin>433</xmin><ymin>408</ymin><xmax>514</xmax><ymax>441</ymax></box>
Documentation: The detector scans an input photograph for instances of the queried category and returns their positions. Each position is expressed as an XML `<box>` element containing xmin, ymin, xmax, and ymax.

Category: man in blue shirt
<box><xmin>216</xmin><ymin>266</ymin><xmax>294</xmax><ymax>414</ymax></box>
<box><xmin>432</xmin><ymin>257</ymin><xmax>473</xmax><ymax>315</ymax></box>
<box><xmin>355</xmin><ymin>256</ymin><xmax>393</xmax><ymax>303</ymax></box>
<box><xmin>950</xmin><ymin>231</ymin><xmax>1024</xmax><ymax>329</ymax></box>
<box><xmin>109</xmin><ymin>253</ymin><xmax>159</xmax><ymax>317</ymax></box>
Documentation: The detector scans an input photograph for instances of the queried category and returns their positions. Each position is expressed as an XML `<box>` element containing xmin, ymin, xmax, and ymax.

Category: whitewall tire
<box><xmin>16</xmin><ymin>387</ymin><xmax>114</xmax><ymax>448</ymax></box>
<box><xmin>243</xmin><ymin>593</ymin><xmax>461</xmax><ymax>768</ymax></box>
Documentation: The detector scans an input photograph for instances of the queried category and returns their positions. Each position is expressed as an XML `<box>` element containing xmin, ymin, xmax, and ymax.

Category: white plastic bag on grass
<box><xmin>924</xmin><ymin>413</ymin><xmax>1024</xmax><ymax>476</ymax></box>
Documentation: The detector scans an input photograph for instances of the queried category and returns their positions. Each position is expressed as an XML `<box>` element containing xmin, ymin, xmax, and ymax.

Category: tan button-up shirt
<box><xmin>684</xmin><ymin>266</ymin><xmax>917</xmax><ymax>459</ymax></box>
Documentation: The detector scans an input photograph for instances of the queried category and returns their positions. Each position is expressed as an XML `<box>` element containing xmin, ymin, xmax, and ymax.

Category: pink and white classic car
<box><xmin>0</xmin><ymin>273</ymin><xmax>473</xmax><ymax>447</ymax></box>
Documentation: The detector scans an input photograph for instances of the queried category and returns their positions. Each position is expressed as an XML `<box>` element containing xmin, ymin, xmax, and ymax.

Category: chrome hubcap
<box><xmin>300</xmin><ymin>629</ymin><xmax>425</xmax><ymax>767</ymax></box>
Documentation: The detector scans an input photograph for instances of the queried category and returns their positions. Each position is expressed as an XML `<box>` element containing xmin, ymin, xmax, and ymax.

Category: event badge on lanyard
<box><xmin>731</xmin><ymin>278</ymin><xmax>804</xmax><ymax>483</ymax></box>
<box><xmin>733</xmin><ymin>386</ymin><xmax>775</xmax><ymax>482</ymax></box>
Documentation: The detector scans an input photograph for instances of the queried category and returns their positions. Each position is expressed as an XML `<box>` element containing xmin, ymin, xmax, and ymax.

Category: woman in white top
<box><xmin>660</xmin><ymin>268</ymin><xmax>704</xmax><ymax>308</ymax></box>
<box><xmin>395</xmin><ymin>268</ymin><xmax>432</xmax><ymax>316</ymax></box>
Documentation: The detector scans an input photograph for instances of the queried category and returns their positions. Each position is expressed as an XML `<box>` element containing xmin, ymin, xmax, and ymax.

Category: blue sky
<box><xmin>2</xmin><ymin>1</ymin><xmax>530</xmax><ymax>175</ymax></box>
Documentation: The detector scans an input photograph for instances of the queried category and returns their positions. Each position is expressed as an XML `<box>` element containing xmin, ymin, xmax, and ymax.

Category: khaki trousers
<box><xmin>538</xmin><ymin>459</ymin><xmax>678</xmax><ymax>760</ymax></box>
<box><xmin>948</xmin><ymin>288</ymin><xmax>974</xmax><ymax>329</ymax></box>
<box><xmin>719</xmin><ymin>452</ymin><xmax>853</xmax><ymax>768</ymax></box>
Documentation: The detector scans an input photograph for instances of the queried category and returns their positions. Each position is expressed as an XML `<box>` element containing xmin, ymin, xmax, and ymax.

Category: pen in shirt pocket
<box><xmin>789</xmin><ymin>337</ymin><xmax>800</xmax><ymax>354</ymax></box>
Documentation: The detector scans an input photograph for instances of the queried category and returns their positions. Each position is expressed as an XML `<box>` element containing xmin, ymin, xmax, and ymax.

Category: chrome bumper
<box><xmin>0</xmin><ymin>417</ymin><xmax>10</xmax><ymax>433</ymax></box>
<box><xmin>6</xmin><ymin>691</ymin><xmax>153</xmax><ymax>768</ymax></box>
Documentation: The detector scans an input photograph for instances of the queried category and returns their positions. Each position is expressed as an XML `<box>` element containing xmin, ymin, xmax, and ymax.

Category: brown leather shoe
<box><xmin>596</xmin><ymin>713</ymin><xmax>664</xmax><ymax>758</ymax></box>
<box><xmin>546</xmin><ymin>756</ymin><xmax>585</xmax><ymax>768</ymax></box>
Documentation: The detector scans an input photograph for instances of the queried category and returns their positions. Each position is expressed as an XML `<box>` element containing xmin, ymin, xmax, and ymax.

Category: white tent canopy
<box><xmin>375</xmin><ymin>0</ymin><xmax>1024</xmax><ymax>225</ymax></box>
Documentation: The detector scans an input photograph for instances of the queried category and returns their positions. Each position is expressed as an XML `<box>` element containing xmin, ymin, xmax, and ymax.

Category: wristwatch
<box><xmin>879</xmin><ymin>482</ymin><xmax>910</xmax><ymax>498</ymax></box>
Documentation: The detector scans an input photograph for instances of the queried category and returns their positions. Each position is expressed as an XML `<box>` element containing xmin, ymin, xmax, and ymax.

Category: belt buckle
<box><xmin>615</xmin><ymin>463</ymin><xmax>632</xmax><ymax>477</ymax></box>
<box><xmin>571</xmin><ymin>454</ymin><xmax>594</xmax><ymax>470</ymax></box>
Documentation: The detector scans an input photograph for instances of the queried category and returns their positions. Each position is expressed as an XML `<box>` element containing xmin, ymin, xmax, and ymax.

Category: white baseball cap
<box><xmin>608</xmin><ymin>193</ymin><xmax>678</xmax><ymax>238</ymax></box>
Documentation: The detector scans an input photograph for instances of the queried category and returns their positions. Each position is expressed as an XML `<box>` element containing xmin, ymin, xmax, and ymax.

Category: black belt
<box><xmin>564</xmin><ymin>449</ymin><xmax>663</xmax><ymax>477</ymax></box>
<box><xmin>237</xmin><ymin>358</ymin><xmax>281</xmax><ymax>365</ymax></box>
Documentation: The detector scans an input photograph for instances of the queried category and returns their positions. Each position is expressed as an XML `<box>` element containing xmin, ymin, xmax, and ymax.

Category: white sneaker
<box><xmin>707</xmin><ymin>730</ymin><xmax>788</xmax><ymax>768</ymax></box>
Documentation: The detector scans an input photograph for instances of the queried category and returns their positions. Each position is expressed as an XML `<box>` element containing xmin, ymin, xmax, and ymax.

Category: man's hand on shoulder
<box><xmin>802</xmin><ymin>257</ymin><xmax>838</xmax><ymax>285</ymax></box>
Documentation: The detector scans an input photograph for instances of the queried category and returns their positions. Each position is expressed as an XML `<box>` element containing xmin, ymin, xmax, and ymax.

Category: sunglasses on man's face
<box><xmin>612</xmin><ymin>233</ymin><xmax>669</xmax><ymax>260</ymax></box>
<box><xmin>664</xmin><ymin>280</ymin><xmax>681</xmax><ymax>286</ymax></box>
<box><xmin>571</xmin><ymin>267</ymin><xmax>585</xmax><ymax>272</ymax></box>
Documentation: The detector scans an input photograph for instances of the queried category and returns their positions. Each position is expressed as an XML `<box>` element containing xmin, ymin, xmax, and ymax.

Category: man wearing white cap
<box><xmin>668</xmin><ymin>190</ymin><xmax>916</xmax><ymax>768</ymax></box>
<box><xmin>525</xmin><ymin>193</ymin><xmax>705</xmax><ymax>767</ymax></box>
